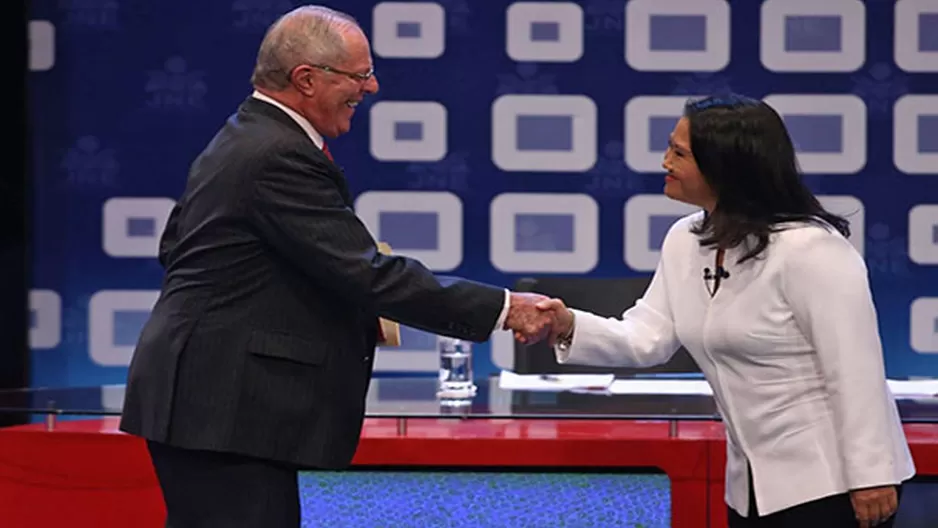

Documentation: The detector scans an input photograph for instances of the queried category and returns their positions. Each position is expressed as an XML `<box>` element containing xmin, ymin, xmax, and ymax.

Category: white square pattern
<box><xmin>102</xmin><ymin>197</ymin><xmax>176</xmax><ymax>258</ymax></box>
<box><xmin>623</xmin><ymin>194</ymin><xmax>698</xmax><ymax>272</ymax></box>
<box><xmin>89</xmin><ymin>290</ymin><xmax>159</xmax><ymax>366</ymax></box>
<box><xmin>622</xmin><ymin>195</ymin><xmax>865</xmax><ymax>271</ymax></box>
<box><xmin>491</xmin><ymin>94</ymin><xmax>597</xmax><ymax>172</ymax></box>
<box><xmin>30</xmin><ymin>289</ymin><xmax>61</xmax><ymax>350</ymax></box>
<box><xmin>354</xmin><ymin>190</ymin><xmax>463</xmax><ymax>271</ymax></box>
<box><xmin>910</xmin><ymin>298</ymin><xmax>938</xmax><ymax>353</ymax></box>
<box><xmin>625</xmin><ymin>0</ymin><xmax>731</xmax><ymax>72</ymax></box>
<box><xmin>369</xmin><ymin>101</ymin><xmax>447</xmax><ymax>162</ymax></box>
<box><xmin>908</xmin><ymin>204</ymin><xmax>938</xmax><ymax>265</ymax></box>
<box><xmin>29</xmin><ymin>21</ymin><xmax>55</xmax><ymax>72</ymax></box>
<box><xmin>760</xmin><ymin>0</ymin><xmax>865</xmax><ymax>72</ymax></box>
<box><xmin>489</xmin><ymin>328</ymin><xmax>516</xmax><ymax>371</ymax></box>
<box><xmin>506</xmin><ymin>2</ymin><xmax>583</xmax><ymax>62</ymax></box>
<box><xmin>817</xmin><ymin>195</ymin><xmax>865</xmax><ymax>256</ymax></box>
<box><xmin>490</xmin><ymin>193</ymin><xmax>599</xmax><ymax>273</ymax></box>
<box><xmin>624</xmin><ymin>95</ymin><xmax>693</xmax><ymax>173</ymax></box>
<box><xmin>372</xmin><ymin>2</ymin><xmax>445</xmax><ymax>59</ymax></box>
<box><xmin>895</xmin><ymin>0</ymin><xmax>938</xmax><ymax>72</ymax></box>
<box><xmin>762</xmin><ymin>94</ymin><xmax>867</xmax><ymax>174</ymax></box>
<box><xmin>894</xmin><ymin>95</ymin><xmax>938</xmax><ymax>174</ymax></box>
<box><xmin>373</xmin><ymin>347</ymin><xmax>438</xmax><ymax>374</ymax></box>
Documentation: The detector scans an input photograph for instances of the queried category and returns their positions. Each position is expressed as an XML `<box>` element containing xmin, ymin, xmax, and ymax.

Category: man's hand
<box><xmin>850</xmin><ymin>485</ymin><xmax>898</xmax><ymax>527</ymax></box>
<box><xmin>504</xmin><ymin>293</ymin><xmax>553</xmax><ymax>344</ymax></box>
<box><xmin>535</xmin><ymin>298</ymin><xmax>575</xmax><ymax>347</ymax></box>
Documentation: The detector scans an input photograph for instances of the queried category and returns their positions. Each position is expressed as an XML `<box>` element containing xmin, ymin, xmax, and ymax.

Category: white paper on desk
<box><xmin>498</xmin><ymin>370</ymin><xmax>615</xmax><ymax>392</ymax></box>
<box><xmin>607</xmin><ymin>379</ymin><xmax>713</xmax><ymax>396</ymax></box>
<box><xmin>600</xmin><ymin>379</ymin><xmax>938</xmax><ymax>398</ymax></box>
<box><xmin>887</xmin><ymin>379</ymin><xmax>938</xmax><ymax>398</ymax></box>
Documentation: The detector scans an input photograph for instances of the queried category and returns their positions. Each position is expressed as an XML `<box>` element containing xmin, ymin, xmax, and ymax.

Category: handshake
<box><xmin>503</xmin><ymin>292</ymin><xmax>574</xmax><ymax>347</ymax></box>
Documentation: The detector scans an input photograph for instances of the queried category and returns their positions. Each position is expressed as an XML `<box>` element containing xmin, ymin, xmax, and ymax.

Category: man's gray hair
<box><xmin>250</xmin><ymin>5</ymin><xmax>359</xmax><ymax>90</ymax></box>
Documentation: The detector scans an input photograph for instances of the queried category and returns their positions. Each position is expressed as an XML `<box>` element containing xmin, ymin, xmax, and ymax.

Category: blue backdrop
<box><xmin>27</xmin><ymin>0</ymin><xmax>938</xmax><ymax>389</ymax></box>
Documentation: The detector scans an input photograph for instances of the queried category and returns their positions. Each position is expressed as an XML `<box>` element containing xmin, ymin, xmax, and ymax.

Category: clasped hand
<box><xmin>503</xmin><ymin>293</ymin><xmax>573</xmax><ymax>346</ymax></box>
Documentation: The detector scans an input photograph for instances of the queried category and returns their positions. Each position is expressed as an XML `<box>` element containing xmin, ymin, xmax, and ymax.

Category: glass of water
<box><xmin>437</xmin><ymin>336</ymin><xmax>476</xmax><ymax>402</ymax></box>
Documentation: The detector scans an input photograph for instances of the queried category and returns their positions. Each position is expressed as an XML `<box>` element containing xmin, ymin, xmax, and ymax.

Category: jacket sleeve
<box><xmin>556</xmin><ymin>240</ymin><xmax>681</xmax><ymax>368</ymax></box>
<box><xmin>248</xmin><ymin>147</ymin><xmax>505</xmax><ymax>342</ymax></box>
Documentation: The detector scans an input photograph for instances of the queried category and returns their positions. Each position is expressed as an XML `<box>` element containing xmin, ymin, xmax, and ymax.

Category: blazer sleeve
<box><xmin>783</xmin><ymin>230</ymin><xmax>903</xmax><ymax>490</ymax></box>
<box><xmin>249</xmin><ymin>147</ymin><xmax>505</xmax><ymax>342</ymax></box>
<box><xmin>555</xmin><ymin>240</ymin><xmax>682</xmax><ymax>368</ymax></box>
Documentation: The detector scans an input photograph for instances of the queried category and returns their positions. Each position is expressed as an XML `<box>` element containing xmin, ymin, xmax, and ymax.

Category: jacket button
<box><xmin>363</xmin><ymin>356</ymin><xmax>370</xmax><ymax>362</ymax></box>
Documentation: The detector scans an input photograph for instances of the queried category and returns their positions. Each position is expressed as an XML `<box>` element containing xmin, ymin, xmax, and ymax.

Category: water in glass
<box><xmin>437</xmin><ymin>336</ymin><xmax>476</xmax><ymax>401</ymax></box>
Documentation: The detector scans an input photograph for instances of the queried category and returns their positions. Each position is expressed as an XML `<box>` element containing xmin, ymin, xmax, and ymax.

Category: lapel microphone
<box><xmin>703</xmin><ymin>267</ymin><xmax>731</xmax><ymax>281</ymax></box>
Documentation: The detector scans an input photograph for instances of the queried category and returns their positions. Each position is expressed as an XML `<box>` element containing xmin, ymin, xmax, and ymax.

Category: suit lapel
<box><xmin>331</xmin><ymin>165</ymin><xmax>353</xmax><ymax>206</ymax></box>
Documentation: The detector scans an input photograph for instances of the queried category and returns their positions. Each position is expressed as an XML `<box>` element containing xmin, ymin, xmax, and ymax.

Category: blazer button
<box><xmin>363</xmin><ymin>356</ymin><xmax>371</xmax><ymax>362</ymax></box>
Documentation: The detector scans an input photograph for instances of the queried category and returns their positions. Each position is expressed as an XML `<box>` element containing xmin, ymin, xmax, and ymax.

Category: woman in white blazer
<box><xmin>529</xmin><ymin>94</ymin><xmax>914</xmax><ymax>527</ymax></box>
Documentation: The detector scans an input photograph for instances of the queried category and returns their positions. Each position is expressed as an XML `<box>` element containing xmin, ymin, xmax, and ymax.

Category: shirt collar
<box><xmin>250</xmin><ymin>90</ymin><xmax>324</xmax><ymax>150</ymax></box>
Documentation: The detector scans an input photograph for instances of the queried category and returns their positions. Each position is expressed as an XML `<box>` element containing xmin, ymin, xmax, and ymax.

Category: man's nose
<box><xmin>365</xmin><ymin>75</ymin><xmax>379</xmax><ymax>94</ymax></box>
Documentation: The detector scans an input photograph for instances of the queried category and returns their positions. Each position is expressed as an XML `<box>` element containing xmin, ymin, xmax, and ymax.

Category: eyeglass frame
<box><xmin>310</xmin><ymin>64</ymin><xmax>375</xmax><ymax>83</ymax></box>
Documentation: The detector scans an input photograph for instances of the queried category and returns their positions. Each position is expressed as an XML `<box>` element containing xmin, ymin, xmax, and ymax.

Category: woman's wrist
<box><xmin>557</xmin><ymin>309</ymin><xmax>576</xmax><ymax>349</ymax></box>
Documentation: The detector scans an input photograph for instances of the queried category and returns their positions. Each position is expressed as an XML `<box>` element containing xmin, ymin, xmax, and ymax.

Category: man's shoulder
<box><xmin>203</xmin><ymin>108</ymin><xmax>318</xmax><ymax>168</ymax></box>
<box><xmin>232</xmin><ymin>103</ymin><xmax>312</xmax><ymax>150</ymax></box>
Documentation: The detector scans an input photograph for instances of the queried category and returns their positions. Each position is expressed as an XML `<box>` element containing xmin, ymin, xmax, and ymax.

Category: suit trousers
<box><xmin>728</xmin><ymin>466</ymin><xmax>903</xmax><ymax>528</ymax></box>
<box><xmin>146</xmin><ymin>440</ymin><xmax>301</xmax><ymax>528</ymax></box>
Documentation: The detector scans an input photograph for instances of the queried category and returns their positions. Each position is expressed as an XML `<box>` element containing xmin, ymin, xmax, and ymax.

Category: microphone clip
<box><xmin>703</xmin><ymin>267</ymin><xmax>730</xmax><ymax>281</ymax></box>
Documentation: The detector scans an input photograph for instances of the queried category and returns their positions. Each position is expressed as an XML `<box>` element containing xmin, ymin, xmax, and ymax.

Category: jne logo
<box><xmin>436</xmin><ymin>0</ymin><xmax>472</xmax><ymax>35</ymax></box>
<box><xmin>495</xmin><ymin>64</ymin><xmax>559</xmax><ymax>96</ymax></box>
<box><xmin>60</xmin><ymin>135</ymin><xmax>119</xmax><ymax>188</ymax></box>
<box><xmin>231</xmin><ymin>0</ymin><xmax>296</xmax><ymax>30</ymax></box>
<box><xmin>59</xmin><ymin>0</ymin><xmax>119</xmax><ymax>29</ymax></box>
<box><xmin>584</xmin><ymin>141</ymin><xmax>649</xmax><ymax>196</ymax></box>
<box><xmin>584</xmin><ymin>0</ymin><xmax>625</xmax><ymax>33</ymax></box>
<box><xmin>145</xmin><ymin>57</ymin><xmax>207</xmax><ymax>110</ymax></box>
<box><xmin>405</xmin><ymin>152</ymin><xmax>470</xmax><ymax>192</ymax></box>
<box><xmin>850</xmin><ymin>63</ymin><xmax>909</xmax><ymax>116</ymax></box>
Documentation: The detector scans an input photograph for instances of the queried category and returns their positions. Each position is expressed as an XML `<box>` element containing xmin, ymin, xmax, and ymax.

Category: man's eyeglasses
<box><xmin>311</xmin><ymin>64</ymin><xmax>374</xmax><ymax>82</ymax></box>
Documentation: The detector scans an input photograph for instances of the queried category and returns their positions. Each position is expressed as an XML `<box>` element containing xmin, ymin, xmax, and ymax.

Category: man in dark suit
<box><xmin>119</xmin><ymin>6</ymin><xmax>552</xmax><ymax>527</ymax></box>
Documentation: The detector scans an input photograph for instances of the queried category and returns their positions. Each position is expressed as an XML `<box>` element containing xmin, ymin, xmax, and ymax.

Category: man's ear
<box><xmin>289</xmin><ymin>65</ymin><xmax>316</xmax><ymax>97</ymax></box>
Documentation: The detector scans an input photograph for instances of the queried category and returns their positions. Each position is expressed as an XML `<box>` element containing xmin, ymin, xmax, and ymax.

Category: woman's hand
<box><xmin>534</xmin><ymin>298</ymin><xmax>575</xmax><ymax>347</ymax></box>
<box><xmin>850</xmin><ymin>485</ymin><xmax>898</xmax><ymax>527</ymax></box>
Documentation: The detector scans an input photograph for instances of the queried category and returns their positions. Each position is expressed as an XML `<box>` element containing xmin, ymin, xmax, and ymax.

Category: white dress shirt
<box><xmin>557</xmin><ymin>211</ymin><xmax>915</xmax><ymax>516</ymax></box>
<box><xmin>249</xmin><ymin>91</ymin><xmax>511</xmax><ymax>333</ymax></box>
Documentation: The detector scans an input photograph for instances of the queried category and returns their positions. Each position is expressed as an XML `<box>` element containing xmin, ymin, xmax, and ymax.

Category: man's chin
<box><xmin>331</xmin><ymin>119</ymin><xmax>352</xmax><ymax>138</ymax></box>
<box><xmin>321</xmin><ymin>127</ymin><xmax>347</xmax><ymax>139</ymax></box>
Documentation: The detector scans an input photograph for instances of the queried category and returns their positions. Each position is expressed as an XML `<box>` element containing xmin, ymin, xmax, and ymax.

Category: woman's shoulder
<box><xmin>668</xmin><ymin>210</ymin><xmax>707</xmax><ymax>236</ymax></box>
<box><xmin>659</xmin><ymin>210</ymin><xmax>706</xmax><ymax>248</ymax></box>
<box><xmin>650</xmin><ymin>211</ymin><xmax>706</xmax><ymax>265</ymax></box>
<box><xmin>771</xmin><ymin>218</ymin><xmax>856</xmax><ymax>258</ymax></box>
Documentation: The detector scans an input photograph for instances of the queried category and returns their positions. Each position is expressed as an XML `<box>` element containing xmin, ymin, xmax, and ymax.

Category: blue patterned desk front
<box><xmin>298</xmin><ymin>469</ymin><xmax>670</xmax><ymax>528</ymax></box>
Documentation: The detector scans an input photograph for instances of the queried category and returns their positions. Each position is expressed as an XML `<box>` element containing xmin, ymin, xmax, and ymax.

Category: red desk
<box><xmin>1</xmin><ymin>418</ymin><xmax>936</xmax><ymax>528</ymax></box>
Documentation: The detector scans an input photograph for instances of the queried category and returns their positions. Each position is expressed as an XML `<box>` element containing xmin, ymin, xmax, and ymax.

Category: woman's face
<box><xmin>661</xmin><ymin>117</ymin><xmax>717</xmax><ymax>212</ymax></box>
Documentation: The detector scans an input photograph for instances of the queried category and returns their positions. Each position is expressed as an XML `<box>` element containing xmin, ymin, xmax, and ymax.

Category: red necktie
<box><xmin>321</xmin><ymin>143</ymin><xmax>334</xmax><ymax>162</ymax></box>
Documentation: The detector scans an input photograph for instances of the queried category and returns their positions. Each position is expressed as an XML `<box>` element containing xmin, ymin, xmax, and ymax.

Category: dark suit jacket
<box><xmin>119</xmin><ymin>96</ymin><xmax>505</xmax><ymax>469</ymax></box>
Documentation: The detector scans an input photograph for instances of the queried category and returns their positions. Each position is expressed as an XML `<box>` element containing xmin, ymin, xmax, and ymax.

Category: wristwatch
<box><xmin>555</xmin><ymin>311</ymin><xmax>576</xmax><ymax>352</ymax></box>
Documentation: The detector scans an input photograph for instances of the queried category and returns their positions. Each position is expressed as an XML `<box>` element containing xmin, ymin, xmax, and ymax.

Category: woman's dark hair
<box><xmin>682</xmin><ymin>93</ymin><xmax>851</xmax><ymax>263</ymax></box>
